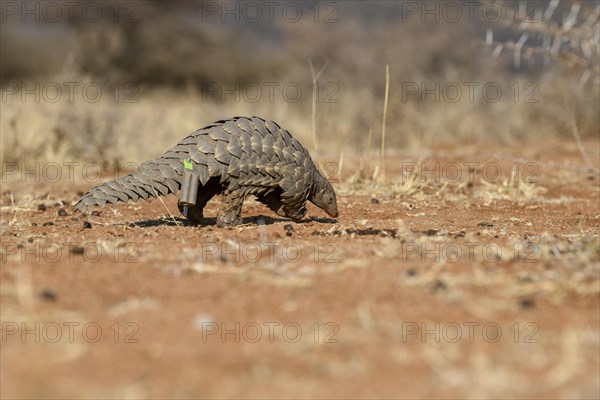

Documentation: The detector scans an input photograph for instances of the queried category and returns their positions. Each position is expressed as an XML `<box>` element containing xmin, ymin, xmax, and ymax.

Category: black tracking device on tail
<box><xmin>179</xmin><ymin>158</ymin><xmax>199</xmax><ymax>216</ymax></box>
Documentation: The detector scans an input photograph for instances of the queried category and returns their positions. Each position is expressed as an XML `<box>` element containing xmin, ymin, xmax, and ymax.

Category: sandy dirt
<box><xmin>1</xmin><ymin>140</ymin><xmax>599</xmax><ymax>399</ymax></box>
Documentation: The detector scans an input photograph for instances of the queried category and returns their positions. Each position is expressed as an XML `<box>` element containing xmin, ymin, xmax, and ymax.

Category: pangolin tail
<box><xmin>73</xmin><ymin>157</ymin><xmax>183</xmax><ymax>212</ymax></box>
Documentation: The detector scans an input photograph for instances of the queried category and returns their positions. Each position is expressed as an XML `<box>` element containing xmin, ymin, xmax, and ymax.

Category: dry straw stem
<box><xmin>380</xmin><ymin>64</ymin><xmax>390</xmax><ymax>181</ymax></box>
<box><xmin>309</xmin><ymin>59</ymin><xmax>329</xmax><ymax>151</ymax></box>
<box><xmin>570</xmin><ymin>112</ymin><xmax>596</xmax><ymax>172</ymax></box>
<box><xmin>150</xmin><ymin>186</ymin><xmax>180</xmax><ymax>226</ymax></box>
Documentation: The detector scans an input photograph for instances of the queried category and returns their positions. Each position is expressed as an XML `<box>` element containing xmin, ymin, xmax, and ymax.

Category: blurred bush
<box><xmin>1</xmin><ymin>0</ymin><xmax>598</xmax><ymax>165</ymax></box>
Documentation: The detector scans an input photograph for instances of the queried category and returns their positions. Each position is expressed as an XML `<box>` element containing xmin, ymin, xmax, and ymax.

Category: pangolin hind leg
<box><xmin>216</xmin><ymin>189</ymin><xmax>244</xmax><ymax>227</ymax></box>
<box><xmin>177</xmin><ymin>180</ymin><xmax>222</xmax><ymax>224</ymax></box>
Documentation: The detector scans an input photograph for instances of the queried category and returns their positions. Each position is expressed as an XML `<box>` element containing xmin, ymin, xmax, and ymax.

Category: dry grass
<box><xmin>1</xmin><ymin>2</ymin><xmax>598</xmax><ymax>169</ymax></box>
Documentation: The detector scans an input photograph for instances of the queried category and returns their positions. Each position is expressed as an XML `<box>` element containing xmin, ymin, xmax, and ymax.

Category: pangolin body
<box><xmin>73</xmin><ymin>116</ymin><xmax>338</xmax><ymax>227</ymax></box>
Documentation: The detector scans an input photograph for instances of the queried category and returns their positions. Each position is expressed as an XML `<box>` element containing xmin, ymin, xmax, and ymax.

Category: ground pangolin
<box><xmin>73</xmin><ymin>116</ymin><xmax>338</xmax><ymax>227</ymax></box>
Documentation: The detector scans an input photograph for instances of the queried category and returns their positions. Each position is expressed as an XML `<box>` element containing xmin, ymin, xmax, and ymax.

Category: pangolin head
<box><xmin>310</xmin><ymin>174</ymin><xmax>338</xmax><ymax>218</ymax></box>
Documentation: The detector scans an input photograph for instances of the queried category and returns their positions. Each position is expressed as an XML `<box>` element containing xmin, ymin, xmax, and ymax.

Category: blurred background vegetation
<box><xmin>1</xmin><ymin>0</ymin><xmax>598</xmax><ymax>166</ymax></box>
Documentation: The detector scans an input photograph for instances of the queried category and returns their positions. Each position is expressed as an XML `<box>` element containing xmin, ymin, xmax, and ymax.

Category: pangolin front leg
<box><xmin>281</xmin><ymin>201</ymin><xmax>307</xmax><ymax>221</ymax></box>
<box><xmin>279</xmin><ymin>187</ymin><xmax>307</xmax><ymax>221</ymax></box>
<box><xmin>257</xmin><ymin>190</ymin><xmax>305</xmax><ymax>221</ymax></box>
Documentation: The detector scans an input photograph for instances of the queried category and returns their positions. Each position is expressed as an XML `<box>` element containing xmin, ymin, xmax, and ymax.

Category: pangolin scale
<box><xmin>73</xmin><ymin>116</ymin><xmax>338</xmax><ymax>227</ymax></box>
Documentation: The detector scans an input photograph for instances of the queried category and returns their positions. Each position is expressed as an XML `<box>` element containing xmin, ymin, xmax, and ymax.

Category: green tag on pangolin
<box><xmin>183</xmin><ymin>158</ymin><xmax>193</xmax><ymax>170</ymax></box>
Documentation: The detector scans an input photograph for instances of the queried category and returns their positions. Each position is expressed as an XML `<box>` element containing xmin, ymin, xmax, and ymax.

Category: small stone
<box><xmin>40</xmin><ymin>289</ymin><xmax>57</xmax><ymax>302</ymax></box>
<box><xmin>520</xmin><ymin>298</ymin><xmax>535</xmax><ymax>309</ymax></box>
<box><xmin>43</xmin><ymin>222</ymin><xmax>54</xmax><ymax>227</ymax></box>
<box><xmin>371</xmin><ymin>198</ymin><xmax>380</xmax><ymax>204</ymax></box>
<box><xmin>57</xmin><ymin>208</ymin><xmax>68</xmax><ymax>216</ymax></box>
<box><xmin>284</xmin><ymin>224</ymin><xmax>293</xmax><ymax>232</ymax></box>
<box><xmin>70</xmin><ymin>245</ymin><xmax>85</xmax><ymax>255</ymax></box>
<box><xmin>477</xmin><ymin>222</ymin><xmax>493</xmax><ymax>227</ymax></box>
<box><xmin>37</xmin><ymin>204</ymin><xmax>47</xmax><ymax>211</ymax></box>
<box><xmin>406</xmin><ymin>269</ymin><xmax>417</xmax><ymax>278</ymax></box>
<box><xmin>432</xmin><ymin>280</ymin><xmax>447</xmax><ymax>292</ymax></box>
<box><xmin>285</xmin><ymin>231</ymin><xmax>293</xmax><ymax>237</ymax></box>
<box><xmin>91</xmin><ymin>210</ymin><xmax>100</xmax><ymax>216</ymax></box>
<box><xmin>83</xmin><ymin>221</ymin><xmax>92</xmax><ymax>229</ymax></box>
